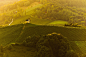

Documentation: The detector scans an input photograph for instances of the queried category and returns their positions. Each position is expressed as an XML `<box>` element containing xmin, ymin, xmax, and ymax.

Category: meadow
<box><xmin>49</xmin><ymin>20</ymin><xmax>68</xmax><ymax>26</ymax></box>
<box><xmin>0</xmin><ymin>23</ymin><xmax>86</xmax><ymax>55</ymax></box>
<box><xmin>1</xmin><ymin>23</ymin><xmax>86</xmax><ymax>44</ymax></box>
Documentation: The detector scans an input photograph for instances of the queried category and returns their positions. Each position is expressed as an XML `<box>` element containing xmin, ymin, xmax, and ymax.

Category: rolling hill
<box><xmin>0</xmin><ymin>0</ymin><xmax>86</xmax><ymax>56</ymax></box>
<box><xmin>0</xmin><ymin>23</ymin><xmax>86</xmax><ymax>45</ymax></box>
<box><xmin>0</xmin><ymin>0</ymin><xmax>86</xmax><ymax>26</ymax></box>
<box><xmin>0</xmin><ymin>23</ymin><xmax>86</xmax><ymax>55</ymax></box>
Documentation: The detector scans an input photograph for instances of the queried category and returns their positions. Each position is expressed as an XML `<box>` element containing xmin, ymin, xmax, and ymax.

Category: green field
<box><xmin>70</xmin><ymin>41</ymin><xmax>83</xmax><ymax>54</ymax></box>
<box><xmin>75</xmin><ymin>41</ymin><xmax>86</xmax><ymax>54</ymax></box>
<box><xmin>0</xmin><ymin>23</ymin><xmax>86</xmax><ymax>55</ymax></box>
<box><xmin>49</xmin><ymin>20</ymin><xmax>68</xmax><ymax>25</ymax></box>
<box><xmin>0</xmin><ymin>23</ymin><xmax>86</xmax><ymax>43</ymax></box>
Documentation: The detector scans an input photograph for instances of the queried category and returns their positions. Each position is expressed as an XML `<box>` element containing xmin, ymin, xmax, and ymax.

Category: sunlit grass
<box><xmin>49</xmin><ymin>20</ymin><xmax>68</xmax><ymax>25</ymax></box>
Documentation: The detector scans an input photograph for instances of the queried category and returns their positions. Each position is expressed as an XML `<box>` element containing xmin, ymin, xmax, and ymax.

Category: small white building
<box><xmin>25</xmin><ymin>19</ymin><xmax>30</xmax><ymax>23</ymax></box>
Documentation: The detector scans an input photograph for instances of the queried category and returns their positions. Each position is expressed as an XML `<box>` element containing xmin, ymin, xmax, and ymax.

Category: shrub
<box><xmin>35</xmin><ymin>32</ymin><xmax>75</xmax><ymax>57</ymax></box>
<box><xmin>22</xmin><ymin>40</ymin><xmax>27</xmax><ymax>46</ymax></box>
<box><xmin>6</xmin><ymin>44</ymin><xmax>13</xmax><ymax>50</ymax></box>
<box><xmin>22</xmin><ymin>32</ymin><xmax>78</xmax><ymax>57</ymax></box>
<box><xmin>25</xmin><ymin>42</ymin><xmax>35</xmax><ymax>47</ymax></box>
<box><xmin>35</xmin><ymin>46</ymin><xmax>54</xmax><ymax>57</ymax></box>
<box><xmin>22</xmin><ymin>35</ymin><xmax>40</xmax><ymax>48</ymax></box>
<box><xmin>0</xmin><ymin>45</ymin><xmax>4</xmax><ymax>52</ymax></box>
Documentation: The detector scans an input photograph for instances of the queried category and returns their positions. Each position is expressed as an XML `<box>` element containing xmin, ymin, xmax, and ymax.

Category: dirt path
<box><xmin>14</xmin><ymin>24</ymin><xmax>26</xmax><ymax>43</ymax></box>
<box><xmin>19</xmin><ymin>25</ymin><xmax>25</xmax><ymax>37</ymax></box>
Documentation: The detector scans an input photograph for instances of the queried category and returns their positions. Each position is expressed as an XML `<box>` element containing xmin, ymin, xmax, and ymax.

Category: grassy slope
<box><xmin>0</xmin><ymin>24</ymin><xmax>23</xmax><ymax>46</ymax></box>
<box><xmin>49</xmin><ymin>20</ymin><xmax>68</xmax><ymax>25</ymax></box>
<box><xmin>70</xmin><ymin>41</ymin><xmax>83</xmax><ymax>54</ymax></box>
<box><xmin>0</xmin><ymin>23</ymin><xmax>86</xmax><ymax>54</ymax></box>
<box><xmin>75</xmin><ymin>41</ymin><xmax>86</xmax><ymax>54</ymax></box>
<box><xmin>18</xmin><ymin>24</ymin><xmax>86</xmax><ymax>42</ymax></box>
<box><xmin>0</xmin><ymin>23</ymin><xmax>86</xmax><ymax>44</ymax></box>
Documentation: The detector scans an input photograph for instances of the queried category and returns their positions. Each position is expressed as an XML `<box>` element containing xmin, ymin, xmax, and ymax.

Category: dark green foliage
<box><xmin>35</xmin><ymin>46</ymin><xmax>54</xmax><ymax>57</ymax></box>
<box><xmin>0</xmin><ymin>45</ymin><xmax>4</xmax><ymax>53</ymax></box>
<box><xmin>32</xmin><ymin>0</ymin><xmax>86</xmax><ymax>26</ymax></box>
<box><xmin>34</xmin><ymin>3</ymin><xmax>65</xmax><ymax>20</ymax></box>
<box><xmin>0</xmin><ymin>45</ymin><xmax>4</xmax><ymax>57</ymax></box>
<box><xmin>22</xmin><ymin>35</ymin><xmax>40</xmax><ymax>47</ymax></box>
<box><xmin>36</xmin><ymin>37</ymin><xmax>50</xmax><ymax>51</ymax></box>
<box><xmin>64</xmin><ymin>23</ymin><xmax>81</xmax><ymax>27</ymax></box>
<box><xmin>6</xmin><ymin>44</ymin><xmax>13</xmax><ymax>50</ymax></box>
<box><xmin>35</xmin><ymin>33</ymin><xmax>75</xmax><ymax>57</ymax></box>
<box><xmin>25</xmin><ymin>42</ymin><xmax>35</xmax><ymax>47</ymax></box>
<box><xmin>48</xmin><ymin>33</ymin><xmax>71</xmax><ymax>57</ymax></box>
<box><xmin>21</xmin><ymin>32</ymin><xmax>77</xmax><ymax>57</ymax></box>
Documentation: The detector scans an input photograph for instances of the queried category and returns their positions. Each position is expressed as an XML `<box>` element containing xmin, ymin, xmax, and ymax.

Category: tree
<box><xmin>36</xmin><ymin>33</ymin><xmax>72</xmax><ymax>57</ymax></box>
